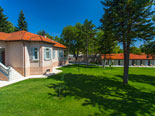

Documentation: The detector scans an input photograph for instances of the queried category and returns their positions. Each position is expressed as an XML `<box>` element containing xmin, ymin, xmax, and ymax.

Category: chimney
<box><xmin>43</xmin><ymin>35</ymin><xmax>47</xmax><ymax>38</ymax></box>
<box><xmin>42</xmin><ymin>31</ymin><xmax>46</xmax><ymax>38</ymax></box>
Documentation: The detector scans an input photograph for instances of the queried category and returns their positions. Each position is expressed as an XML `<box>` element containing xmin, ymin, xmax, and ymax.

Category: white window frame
<box><xmin>32</xmin><ymin>47</ymin><xmax>39</xmax><ymax>61</ymax></box>
<box><xmin>44</xmin><ymin>47</ymin><xmax>51</xmax><ymax>61</ymax></box>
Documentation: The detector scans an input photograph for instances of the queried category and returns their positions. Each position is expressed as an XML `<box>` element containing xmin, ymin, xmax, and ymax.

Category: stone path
<box><xmin>0</xmin><ymin>66</ymin><xmax>63</xmax><ymax>88</ymax></box>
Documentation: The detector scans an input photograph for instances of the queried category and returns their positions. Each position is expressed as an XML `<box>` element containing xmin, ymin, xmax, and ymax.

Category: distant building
<box><xmin>102</xmin><ymin>53</ymin><xmax>155</xmax><ymax>66</ymax></box>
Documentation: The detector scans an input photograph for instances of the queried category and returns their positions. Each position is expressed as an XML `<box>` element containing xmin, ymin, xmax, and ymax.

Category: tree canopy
<box><xmin>0</xmin><ymin>6</ymin><xmax>15</xmax><ymax>33</ymax></box>
<box><xmin>140</xmin><ymin>41</ymin><xmax>155</xmax><ymax>57</ymax></box>
<box><xmin>82</xmin><ymin>19</ymin><xmax>96</xmax><ymax>66</ymax></box>
<box><xmin>61</xmin><ymin>24</ymin><xmax>83</xmax><ymax>61</ymax></box>
<box><xmin>16</xmin><ymin>10</ymin><xmax>28</xmax><ymax>31</ymax></box>
<box><xmin>130</xmin><ymin>46</ymin><xmax>142</xmax><ymax>54</ymax></box>
<box><xmin>101</xmin><ymin>0</ymin><xmax>155</xmax><ymax>84</ymax></box>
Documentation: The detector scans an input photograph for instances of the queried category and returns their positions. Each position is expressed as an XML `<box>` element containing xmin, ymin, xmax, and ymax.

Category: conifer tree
<box><xmin>82</xmin><ymin>19</ymin><xmax>96</xmax><ymax>66</ymax></box>
<box><xmin>16</xmin><ymin>10</ymin><xmax>28</xmax><ymax>31</ymax></box>
<box><xmin>0</xmin><ymin>6</ymin><xmax>15</xmax><ymax>32</ymax></box>
<box><xmin>101</xmin><ymin>0</ymin><xmax>155</xmax><ymax>84</ymax></box>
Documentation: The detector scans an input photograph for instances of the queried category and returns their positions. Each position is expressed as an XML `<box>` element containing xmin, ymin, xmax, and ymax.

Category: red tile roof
<box><xmin>102</xmin><ymin>53</ymin><xmax>154</xmax><ymax>60</ymax></box>
<box><xmin>52</xmin><ymin>40</ymin><xmax>66</xmax><ymax>48</ymax></box>
<box><xmin>0</xmin><ymin>31</ymin><xmax>67</xmax><ymax>49</ymax></box>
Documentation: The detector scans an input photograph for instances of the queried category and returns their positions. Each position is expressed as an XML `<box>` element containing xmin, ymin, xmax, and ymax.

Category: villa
<box><xmin>102</xmin><ymin>53</ymin><xmax>155</xmax><ymax>66</ymax></box>
<box><xmin>0</xmin><ymin>31</ymin><xmax>68</xmax><ymax>81</ymax></box>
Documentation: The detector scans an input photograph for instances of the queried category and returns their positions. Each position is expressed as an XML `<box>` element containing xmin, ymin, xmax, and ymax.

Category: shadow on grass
<box><xmin>116</xmin><ymin>74</ymin><xmax>155</xmax><ymax>86</ymax></box>
<box><xmin>64</xmin><ymin>64</ymin><xmax>101</xmax><ymax>69</ymax></box>
<box><xmin>47</xmin><ymin>73</ymin><xmax>155</xmax><ymax>116</ymax></box>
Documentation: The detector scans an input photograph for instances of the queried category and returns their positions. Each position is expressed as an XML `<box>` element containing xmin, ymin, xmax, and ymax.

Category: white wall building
<box><xmin>102</xmin><ymin>53</ymin><xmax>155</xmax><ymax>66</ymax></box>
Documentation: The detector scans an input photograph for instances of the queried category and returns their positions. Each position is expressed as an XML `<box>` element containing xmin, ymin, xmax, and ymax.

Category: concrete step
<box><xmin>9</xmin><ymin>67</ymin><xmax>23</xmax><ymax>81</ymax></box>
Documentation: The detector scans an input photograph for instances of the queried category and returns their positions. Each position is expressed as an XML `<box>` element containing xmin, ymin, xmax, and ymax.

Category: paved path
<box><xmin>0</xmin><ymin>66</ymin><xmax>63</xmax><ymax>88</ymax></box>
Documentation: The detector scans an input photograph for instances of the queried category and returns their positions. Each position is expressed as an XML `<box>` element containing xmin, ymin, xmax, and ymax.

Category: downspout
<box><xmin>23</xmin><ymin>42</ymin><xmax>26</xmax><ymax>77</ymax></box>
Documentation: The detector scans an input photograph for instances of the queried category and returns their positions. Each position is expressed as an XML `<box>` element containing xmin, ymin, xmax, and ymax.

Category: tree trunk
<box><xmin>102</xmin><ymin>54</ymin><xmax>106</xmax><ymax>68</ymax></box>
<box><xmin>86</xmin><ymin>37</ymin><xmax>89</xmax><ymax>67</ymax></box>
<box><xmin>75</xmin><ymin>56</ymin><xmax>78</xmax><ymax>64</ymax></box>
<box><xmin>123</xmin><ymin>42</ymin><xmax>130</xmax><ymax>84</ymax></box>
<box><xmin>92</xmin><ymin>53</ymin><xmax>97</xmax><ymax>63</ymax></box>
<box><xmin>73</xmin><ymin>52</ymin><xmax>78</xmax><ymax>64</ymax></box>
<box><xmin>99</xmin><ymin>54</ymin><xmax>102</xmax><ymax>65</ymax></box>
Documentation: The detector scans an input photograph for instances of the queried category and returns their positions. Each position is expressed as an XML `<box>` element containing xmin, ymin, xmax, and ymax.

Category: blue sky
<box><xmin>0</xmin><ymin>0</ymin><xmax>103</xmax><ymax>36</ymax></box>
<box><xmin>0</xmin><ymin>0</ymin><xmax>152</xmax><ymax>47</ymax></box>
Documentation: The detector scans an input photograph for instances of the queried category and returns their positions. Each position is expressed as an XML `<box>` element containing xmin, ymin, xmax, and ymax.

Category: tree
<box><xmin>140</xmin><ymin>41</ymin><xmax>155</xmax><ymax>57</ymax></box>
<box><xmin>87</xmin><ymin>30</ymin><xmax>103</xmax><ymax>64</ymax></box>
<box><xmin>101</xmin><ymin>0</ymin><xmax>155</xmax><ymax>84</ymax></box>
<box><xmin>113</xmin><ymin>45</ymin><xmax>123</xmax><ymax>53</ymax></box>
<box><xmin>7</xmin><ymin>21</ymin><xmax>16</xmax><ymax>32</ymax></box>
<box><xmin>97</xmin><ymin>30</ymin><xmax>116</xmax><ymax>67</ymax></box>
<box><xmin>16</xmin><ymin>10</ymin><xmax>28</xmax><ymax>31</ymax></box>
<box><xmin>53</xmin><ymin>36</ymin><xmax>62</xmax><ymax>43</ymax></box>
<box><xmin>0</xmin><ymin>6</ymin><xmax>15</xmax><ymax>32</ymax></box>
<box><xmin>82</xmin><ymin>19</ymin><xmax>96</xmax><ymax>66</ymax></box>
<box><xmin>61</xmin><ymin>24</ymin><xmax>83</xmax><ymax>62</ymax></box>
<box><xmin>130</xmin><ymin>46</ymin><xmax>142</xmax><ymax>54</ymax></box>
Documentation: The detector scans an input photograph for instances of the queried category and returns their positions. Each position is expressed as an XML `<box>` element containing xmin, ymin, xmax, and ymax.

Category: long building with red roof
<box><xmin>102</xmin><ymin>53</ymin><xmax>155</xmax><ymax>66</ymax></box>
<box><xmin>0</xmin><ymin>31</ymin><xmax>68</xmax><ymax>81</ymax></box>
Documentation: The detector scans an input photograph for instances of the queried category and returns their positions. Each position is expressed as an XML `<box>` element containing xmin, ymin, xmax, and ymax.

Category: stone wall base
<box><xmin>30</xmin><ymin>66</ymin><xmax>53</xmax><ymax>75</ymax></box>
<box><xmin>53</xmin><ymin>62</ymin><xmax>59</xmax><ymax>67</ymax></box>
<box><xmin>0</xmin><ymin>72</ymin><xmax>8</xmax><ymax>81</ymax></box>
<box><xmin>2</xmin><ymin>60</ymin><xmax>68</xmax><ymax>78</ymax></box>
<box><xmin>13</xmin><ymin>67</ymin><xmax>24</xmax><ymax>76</ymax></box>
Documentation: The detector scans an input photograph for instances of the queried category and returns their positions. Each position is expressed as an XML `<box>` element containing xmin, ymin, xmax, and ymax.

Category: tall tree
<box><xmin>0</xmin><ymin>6</ymin><xmax>15</xmax><ymax>32</ymax></box>
<box><xmin>53</xmin><ymin>36</ymin><xmax>62</xmax><ymax>43</ymax></box>
<box><xmin>97</xmin><ymin>30</ymin><xmax>116</xmax><ymax>67</ymax></box>
<box><xmin>61</xmin><ymin>24</ymin><xmax>83</xmax><ymax>61</ymax></box>
<box><xmin>130</xmin><ymin>46</ymin><xmax>142</xmax><ymax>54</ymax></box>
<box><xmin>16</xmin><ymin>10</ymin><xmax>28</xmax><ymax>31</ymax></box>
<box><xmin>88</xmin><ymin>30</ymin><xmax>103</xmax><ymax>64</ymax></box>
<box><xmin>82</xmin><ymin>19</ymin><xmax>96</xmax><ymax>66</ymax></box>
<box><xmin>140</xmin><ymin>41</ymin><xmax>155</xmax><ymax>57</ymax></box>
<box><xmin>101</xmin><ymin>0</ymin><xmax>155</xmax><ymax>84</ymax></box>
<box><xmin>112</xmin><ymin>45</ymin><xmax>123</xmax><ymax>53</ymax></box>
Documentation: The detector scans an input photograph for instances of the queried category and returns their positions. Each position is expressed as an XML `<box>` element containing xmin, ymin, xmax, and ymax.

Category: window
<box><xmin>132</xmin><ymin>60</ymin><xmax>135</xmax><ymax>65</ymax></box>
<box><xmin>53</xmin><ymin>50</ymin><xmax>56</xmax><ymax>59</ymax></box>
<box><xmin>140</xmin><ymin>60</ymin><xmax>143</xmax><ymax>65</ymax></box>
<box><xmin>32</xmin><ymin>48</ymin><xmax>39</xmax><ymax>61</ymax></box>
<box><xmin>148</xmin><ymin>60</ymin><xmax>150</xmax><ymax>66</ymax></box>
<box><xmin>44</xmin><ymin>48</ymin><xmax>51</xmax><ymax>60</ymax></box>
<box><xmin>118</xmin><ymin>60</ymin><xmax>120</xmax><ymax>65</ymax></box>
<box><xmin>58</xmin><ymin>50</ymin><xmax>64</xmax><ymax>58</ymax></box>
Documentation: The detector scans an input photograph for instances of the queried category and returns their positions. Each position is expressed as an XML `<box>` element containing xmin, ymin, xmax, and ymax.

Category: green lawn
<box><xmin>0</xmin><ymin>65</ymin><xmax>155</xmax><ymax>116</ymax></box>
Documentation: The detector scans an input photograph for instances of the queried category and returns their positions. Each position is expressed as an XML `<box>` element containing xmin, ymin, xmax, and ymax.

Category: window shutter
<box><xmin>58</xmin><ymin>50</ymin><xmax>60</xmax><ymax>58</ymax></box>
<box><xmin>37</xmin><ymin>48</ymin><xmax>39</xmax><ymax>60</ymax></box>
<box><xmin>49</xmin><ymin>49</ymin><xmax>51</xmax><ymax>60</ymax></box>
<box><xmin>44</xmin><ymin>48</ymin><xmax>46</xmax><ymax>60</ymax></box>
<box><xmin>53</xmin><ymin>50</ymin><xmax>55</xmax><ymax>59</ymax></box>
<box><xmin>62</xmin><ymin>50</ymin><xmax>64</xmax><ymax>58</ymax></box>
<box><xmin>31</xmin><ymin>48</ymin><xmax>35</xmax><ymax>60</ymax></box>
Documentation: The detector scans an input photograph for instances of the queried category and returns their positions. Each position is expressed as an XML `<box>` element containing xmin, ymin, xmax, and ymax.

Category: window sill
<box><xmin>31</xmin><ymin>59</ymin><xmax>39</xmax><ymax>63</ymax></box>
<box><xmin>44</xmin><ymin>59</ymin><xmax>51</xmax><ymax>61</ymax></box>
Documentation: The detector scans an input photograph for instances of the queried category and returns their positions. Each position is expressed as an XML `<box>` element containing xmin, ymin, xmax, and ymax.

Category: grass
<box><xmin>0</xmin><ymin>65</ymin><xmax>155</xmax><ymax>116</ymax></box>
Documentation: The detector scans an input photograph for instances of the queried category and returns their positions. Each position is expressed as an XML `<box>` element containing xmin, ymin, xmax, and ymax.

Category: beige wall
<box><xmin>0</xmin><ymin>41</ymin><xmax>24</xmax><ymax>75</ymax></box>
<box><xmin>7</xmin><ymin>42</ymin><xmax>24</xmax><ymax>67</ymax></box>
<box><xmin>0</xmin><ymin>41</ymin><xmax>67</xmax><ymax>77</ymax></box>
<box><xmin>25</xmin><ymin>42</ymin><xmax>53</xmax><ymax>76</ymax></box>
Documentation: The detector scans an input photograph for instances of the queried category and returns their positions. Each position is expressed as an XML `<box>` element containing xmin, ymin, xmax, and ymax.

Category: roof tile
<box><xmin>0</xmin><ymin>31</ymin><xmax>67</xmax><ymax>49</ymax></box>
<box><xmin>102</xmin><ymin>53</ymin><xmax>154</xmax><ymax>60</ymax></box>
